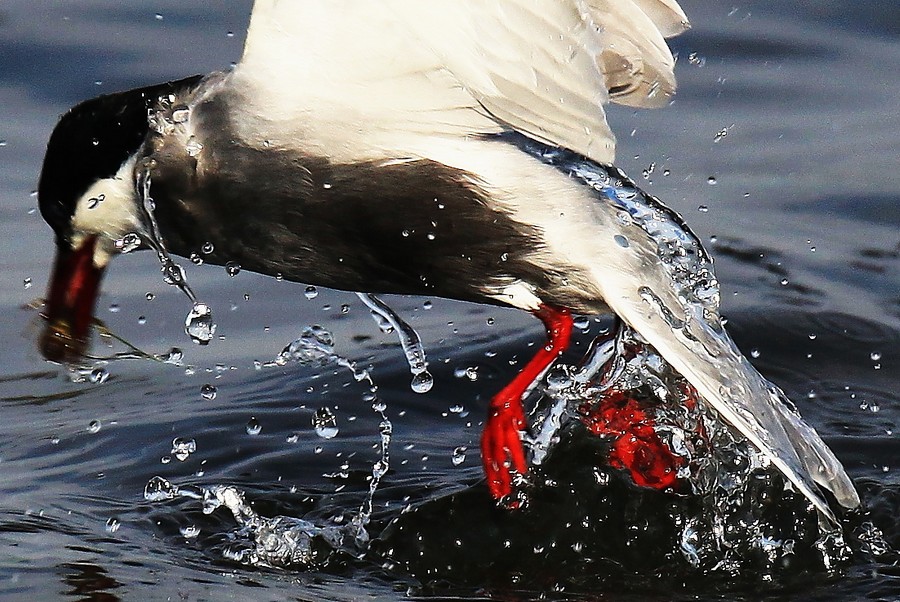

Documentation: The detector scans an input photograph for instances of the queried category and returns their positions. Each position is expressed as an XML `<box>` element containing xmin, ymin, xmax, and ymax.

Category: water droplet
<box><xmin>144</xmin><ymin>476</ymin><xmax>177</xmax><ymax>501</ymax></box>
<box><xmin>870</xmin><ymin>351</ymin><xmax>882</xmax><ymax>361</ymax></box>
<box><xmin>137</xmin><ymin>316</ymin><xmax>147</xmax><ymax>325</ymax></box>
<box><xmin>593</xmin><ymin>468</ymin><xmax>611</xmax><ymax>486</ymax></box>
<box><xmin>172</xmin><ymin>107</ymin><xmax>189</xmax><ymax>123</ymax></box>
<box><xmin>185</xmin><ymin>136</ymin><xmax>203</xmax><ymax>157</ymax></box>
<box><xmin>707</xmin><ymin>176</ymin><xmax>717</xmax><ymax>185</ymax></box>
<box><xmin>185</xmin><ymin>302</ymin><xmax>216</xmax><ymax>345</ymax></box>
<box><xmin>614</xmin><ymin>234</ymin><xmax>630</xmax><ymax>248</ymax></box>
<box><xmin>451</xmin><ymin>446</ymin><xmax>467</xmax><ymax>466</ymax></box>
<box><xmin>189</xmin><ymin>252</ymin><xmax>203</xmax><ymax>265</ymax></box>
<box><xmin>698</xmin><ymin>205</ymin><xmax>709</xmax><ymax>213</ymax></box>
<box><xmin>246</xmin><ymin>417</ymin><xmax>262</xmax><ymax>436</ymax></box>
<box><xmin>688</xmin><ymin>52</ymin><xmax>706</xmax><ymax>66</ymax></box>
<box><xmin>225</xmin><ymin>261</ymin><xmax>241</xmax><ymax>277</ymax></box>
<box><xmin>105</xmin><ymin>517</ymin><xmax>121</xmax><ymax>533</ymax></box>
<box><xmin>88</xmin><ymin>420</ymin><xmax>101</xmax><ymax>434</ymax></box>
<box><xmin>573</xmin><ymin>316</ymin><xmax>591</xmax><ymax>330</ymax></box>
<box><xmin>89</xmin><ymin>367</ymin><xmax>109</xmax><ymax>384</ymax></box>
<box><xmin>108</xmin><ymin>303</ymin><xmax>120</xmax><ymax>313</ymax></box>
<box><xmin>115</xmin><ymin>233</ymin><xmax>141</xmax><ymax>254</ymax></box>
<box><xmin>163</xmin><ymin>348</ymin><xmax>183</xmax><ymax>364</ymax></box>
<box><xmin>312</xmin><ymin>407</ymin><xmax>339</xmax><ymax>439</ymax></box>
<box><xmin>145</xmin><ymin>292</ymin><xmax>156</xmax><ymax>301</ymax></box>
<box><xmin>162</xmin><ymin>262</ymin><xmax>186</xmax><ymax>287</ymax></box>
<box><xmin>276</xmin><ymin>325</ymin><xmax>336</xmax><ymax>365</ymax></box>
<box><xmin>23</xmin><ymin>277</ymin><xmax>32</xmax><ymax>289</ymax></box>
<box><xmin>201</xmin><ymin>242</ymin><xmax>214</xmax><ymax>254</ymax></box>
<box><xmin>304</xmin><ymin>286</ymin><xmax>318</xmax><ymax>300</ymax></box>
<box><xmin>200</xmin><ymin>384</ymin><xmax>217</xmax><ymax>400</ymax></box>
<box><xmin>180</xmin><ymin>525</ymin><xmax>200</xmax><ymax>538</ymax></box>
<box><xmin>423</xmin><ymin>300</ymin><xmax>433</xmax><ymax>310</ymax></box>
<box><xmin>171</xmin><ymin>437</ymin><xmax>197</xmax><ymax>461</ymax></box>
<box><xmin>750</xmin><ymin>348</ymin><xmax>761</xmax><ymax>359</ymax></box>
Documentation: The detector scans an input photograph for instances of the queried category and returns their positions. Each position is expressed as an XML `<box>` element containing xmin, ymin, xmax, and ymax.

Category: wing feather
<box><xmin>585</xmin><ymin>197</ymin><xmax>860</xmax><ymax>522</ymax></box>
<box><xmin>237</xmin><ymin>0</ymin><xmax>687</xmax><ymax>164</ymax></box>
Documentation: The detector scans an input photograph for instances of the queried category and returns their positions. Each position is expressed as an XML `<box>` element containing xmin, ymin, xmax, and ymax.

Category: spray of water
<box><xmin>146</xmin><ymin>325</ymin><xmax>393</xmax><ymax>568</ymax></box>
<box><xmin>356</xmin><ymin>293</ymin><xmax>433</xmax><ymax>394</ymax></box>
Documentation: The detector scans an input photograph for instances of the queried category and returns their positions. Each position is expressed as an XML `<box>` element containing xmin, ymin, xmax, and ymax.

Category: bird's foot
<box><xmin>579</xmin><ymin>389</ymin><xmax>684</xmax><ymax>490</ymax></box>
<box><xmin>481</xmin><ymin>396</ymin><xmax>528</xmax><ymax>503</ymax></box>
<box><xmin>480</xmin><ymin>304</ymin><xmax>574</xmax><ymax>506</ymax></box>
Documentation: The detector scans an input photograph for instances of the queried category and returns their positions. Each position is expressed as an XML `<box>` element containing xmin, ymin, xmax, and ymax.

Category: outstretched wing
<box><xmin>236</xmin><ymin>0</ymin><xmax>687</xmax><ymax>164</ymax></box>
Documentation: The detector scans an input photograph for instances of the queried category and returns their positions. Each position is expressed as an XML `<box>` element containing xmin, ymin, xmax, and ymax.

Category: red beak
<box><xmin>40</xmin><ymin>235</ymin><xmax>105</xmax><ymax>363</ymax></box>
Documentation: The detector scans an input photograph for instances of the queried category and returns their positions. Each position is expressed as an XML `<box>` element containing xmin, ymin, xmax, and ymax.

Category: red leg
<box><xmin>481</xmin><ymin>305</ymin><xmax>574</xmax><ymax>501</ymax></box>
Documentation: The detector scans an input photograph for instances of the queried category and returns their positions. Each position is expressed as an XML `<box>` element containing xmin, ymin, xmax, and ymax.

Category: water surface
<box><xmin>0</xmin><ymin>1</ymin><xmax>897</xmax><ymax>600</ymax></box>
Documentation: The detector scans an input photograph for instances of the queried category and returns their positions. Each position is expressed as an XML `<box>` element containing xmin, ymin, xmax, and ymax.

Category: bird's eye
<box><xmin>87</xmin><ymin>193</ymin><xmax>106</xmax><ymax>209</ymax></box>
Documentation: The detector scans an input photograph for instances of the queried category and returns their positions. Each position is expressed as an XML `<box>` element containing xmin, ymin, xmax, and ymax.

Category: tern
<box><xmin>37</xmin><ymin>0</ymin><xmax>859</xmax><ymax>522</ymax></box>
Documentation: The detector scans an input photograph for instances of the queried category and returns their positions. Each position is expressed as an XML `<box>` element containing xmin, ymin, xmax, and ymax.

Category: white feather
<box><xmin>235</xmin><ymin>0</ymin><xmax>687</xmax><ymax>165</ymax></box>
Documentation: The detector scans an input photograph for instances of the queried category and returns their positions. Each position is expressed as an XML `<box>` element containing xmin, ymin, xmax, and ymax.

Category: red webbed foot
<box><xmin>580</xmin><ymin>389</ymin><xmax>688</xmax><ymax>490</ymax></box>
<box><xmin>482</xmin><ymin>391</ymin><xmax>528</xmax><ymax>500</ymax></box>
<box><xmin>480</xmin><ymin>305</ymin><xmax>573</xmax><ymax>503</ymax></box>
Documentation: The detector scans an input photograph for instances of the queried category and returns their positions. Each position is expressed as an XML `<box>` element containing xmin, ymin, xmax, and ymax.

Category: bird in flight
<box><xmin>37</xmin><ymin>0</ymin><xmax>859</xmax><ymax>524</ymax></box>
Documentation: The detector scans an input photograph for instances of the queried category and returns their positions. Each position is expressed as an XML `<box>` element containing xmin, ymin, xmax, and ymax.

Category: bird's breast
<box><xmin>146</xmin><ymin>134</ymin><xmax>556</xmax><ymax>306</ymax></box>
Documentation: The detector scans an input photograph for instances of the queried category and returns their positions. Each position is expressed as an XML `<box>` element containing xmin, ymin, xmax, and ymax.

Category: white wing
<box><xmin>585</xmin><ymin>198</ymin><xmax>861</xmax><ymax>522</ymax></box>
<box><xmin>235</xmin><ymin>0</ymin><xmax>687</xmax><ymax>164</ymax></box>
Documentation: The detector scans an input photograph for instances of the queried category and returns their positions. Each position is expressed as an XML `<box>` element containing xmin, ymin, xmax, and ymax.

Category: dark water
<box><xmin>0</xmin><ymin>1</ymin><xmax>898</xmax><ymax>600</ymax></box>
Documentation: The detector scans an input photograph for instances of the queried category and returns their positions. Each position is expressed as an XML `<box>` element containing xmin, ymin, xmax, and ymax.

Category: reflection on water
<box><xmin>0</xmin><ymin>0</ymin><xmax>897</xmax><ymax>600</ymax></box>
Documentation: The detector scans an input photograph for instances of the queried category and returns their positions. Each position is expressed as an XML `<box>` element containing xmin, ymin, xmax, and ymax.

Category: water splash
<box><xmin>526</xmin><ymin>321</ymin><xmax>853</xmax><ymax>575</ymax></box>
<box><xmin>268</xmin><ymin>325</ymin><xmax>370</xmax><ymax>384</ymax></box>
<box><xmin>350</xmin><ymin>400</ymin><xmax>392</xmax><ymax>548</ymax></box>
<box><xmin>137</xmin><ymin>162</ymin><xmax>217</xmax><ymax>345</ymax></box>
<box><xmin>356</xmin><ymin>293</ymin><xmax>433</xmax><ymax>393</ymax></box>
<box><xmin>143</xmin><ymin>477</ymin><xmax>350</xmax><ymax>569</ymax></box>
<box><xmin>143</xmin><ymin>392</ymin><xmax>393</xmax><ymax>566</ymax></box>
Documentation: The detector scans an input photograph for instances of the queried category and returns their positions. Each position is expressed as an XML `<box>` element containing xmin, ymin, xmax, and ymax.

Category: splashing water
<box><xmin>509</xmin><ymin>132</ymin><xmax>858</xmax><ymax>527</ymax></box>
<box><xmin>526</xmin><ymin>321</ymin><xmax>852</xmax><ymax>575</ymax></box>
<box><xmin>350</xmin><ymin>402</ymin><xmax>393</xmax><ymax>548</ymax></box>
<box><xmin>356</xmin><ymin>293</ymin><xmax>433</xmax><ymax>394</ymax></box>
<box><xmin>136</xmin><ymin>162</ymin><xmax>217</xmax><ymax>345</ymax></box>
<box><xmin>143</xmin><ymin>378</ymin><xmax>394</xmax><ymax>566</ymax></box>
<box><xmin>144</xmin><ymin>477</ymin><xmax>352</xmax><ymax>568</ymax></box>
<box><xmin>269</xmin><ymin>325</ymin><xmax>370</xmax><ymax>384</ymax></box>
